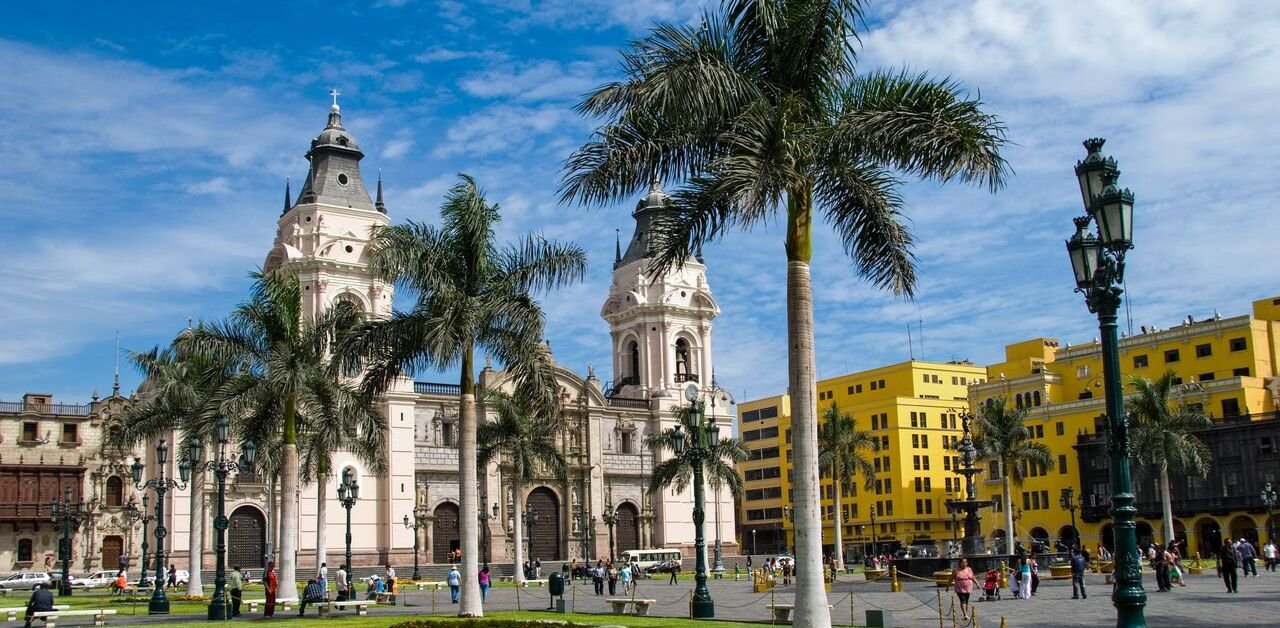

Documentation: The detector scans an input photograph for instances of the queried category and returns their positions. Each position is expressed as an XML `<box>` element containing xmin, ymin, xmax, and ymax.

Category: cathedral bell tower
<box><xmin>599</xmin><ymin>177</ymin><xmax>721</xmax><ymax>410</ymax></box>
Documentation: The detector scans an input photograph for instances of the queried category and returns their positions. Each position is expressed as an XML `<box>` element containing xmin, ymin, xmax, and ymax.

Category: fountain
<box><xmin>946</xmin><ymin>412</ymin><xmax>995</xmax><ymax>557</ymax></box>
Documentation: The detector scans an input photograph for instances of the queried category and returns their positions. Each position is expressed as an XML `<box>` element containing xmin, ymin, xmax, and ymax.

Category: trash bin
<box><xmin>549</xmin><ymin>572</ymin><xmax>565</xmax><ymax>596</ymax></box>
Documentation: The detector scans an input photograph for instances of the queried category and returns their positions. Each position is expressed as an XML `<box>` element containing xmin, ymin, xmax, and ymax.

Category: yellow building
<box><xmin>969</xmin><ymin>296</ymin><xmax>1280</xmax><ymax>557</ymax></box>
<box><xmin>737</xmin><ymin>360</ymin><xmax>988</xmax><ymax>559</ymax></box>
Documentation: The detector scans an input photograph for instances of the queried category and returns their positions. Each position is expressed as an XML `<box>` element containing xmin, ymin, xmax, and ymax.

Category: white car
<box><xmin>0</xmin><ymin>572</ymin><xmax>52</xmax><ymax>590</ymax></box>
<box><xmin>72</xmin><ymin>570</ymin><xmax>120</xmax><ymax>588</ymax></box>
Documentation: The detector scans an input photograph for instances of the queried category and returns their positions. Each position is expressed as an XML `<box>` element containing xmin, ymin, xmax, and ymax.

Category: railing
<box><xmin>414</xmin><ymin>382</ymin><xmax>462</xmax><ymax>396</ymax></box>
<box><xmin>674</xmin><ymin>373</ymin><xmax>700</xmax><ymax>383</ymax></box>
<box><xmin>0</xmin><ymin>401</ymin><xmax>93</xmax><ymax>416</ymax></box>
<box><xmin>606</xmin><ymin>396</ymin><xmax>649</xmax><ymax>409</ymax></box>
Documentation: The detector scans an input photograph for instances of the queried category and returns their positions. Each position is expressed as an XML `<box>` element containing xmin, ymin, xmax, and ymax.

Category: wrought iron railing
<box><xmin>0</xmin><ymin>401</ymin><xmax>93</xmax><ymax>416</ymax></box>
<box><xmin>606</xmin><ymin>396</ymin><xmax>649</xmax><ymax>409</ymax></box>
<box><xmin>674</xmin><ymin>373</ymin><xmax>700</xmax><ymax>383</ymax></box>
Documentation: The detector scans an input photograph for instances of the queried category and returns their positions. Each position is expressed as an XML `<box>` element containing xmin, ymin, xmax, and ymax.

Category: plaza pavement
<box><xmin>51</xmin><ymin>568</ymin><xmax>1280</xmax><ymax>627</ymax></box>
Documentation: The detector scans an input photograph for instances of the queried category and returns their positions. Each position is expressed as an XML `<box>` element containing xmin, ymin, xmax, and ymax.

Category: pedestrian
<box><xmin>167</xmin><ymin>564</ymin><xmax>177</xmax><ymax>590</ymax></box>
<box><xmin>1153</xmin><ymin>544</ymin><xmax>1170</xmax><ymax>592</ymax></box>
<box><xmin>386</xmin><ymin>563</ymin><xmax>397</xmax><ymax>597</ymax></box>
<box><xmin>1070</xmin><ymin>547</ymin><xmax>1087</xmax><ymax>600</ymax></box>
<box><xmin>299</xmin><ymin>578</ymin><xmax>327</xmax><ymax>616</ymax></box>
<box><xmin>479</xmin><ymin>566</ymin><xmax>491</xmax><ymax>602</ymax></box>
<box><xmin>952</xmin><ymin>559</ymin><xmax>976</xmax><ymax>620</ymax></box>
<box><xmin>1009</xmin><ymin>562</ymin><xmax>1020</xmax><ymax>599</ymax></box>
<box><xmin>264</xmin><ymin>560</ymin><xmax>278</xmax><ymax>617</ymax></box>
<box><xmin>733</xmin><ymin>562</ymin><xmax>741</xmax><ymax>581</ymax></box>
<box><xmin>22</xmin><ymin>584</ymin><xmax>54</xmax><ymax>628</ymax></box>
<box><xmin>1029</xmin><ymin>556</ymin><xmax>1040</xmax><ymax>595</ymax></box>
<box><xmin>1237</xmin><ymin>539</ymin><xmax>1258</xmax><ymax>577</ymax></box>
<box><xmin>1264</xmin><ymin>540</ymin><xmax>1278</xmax><ymax>572</ymax></box>
<box><xmin>607</xmin><ymin>562</ymin><xmax>618</xmax><ymax>595</ymax></box>
<box><xmin>318</xmin><ymin>562</ymin><xmax>328</xmax><ymax>595</ymax></box>
<box><xmin>620</xmin><ymin>560</ymin><xmax>632</xmax><ymax>594</ymax></box>
<box><xmin>1169</xmin><ymin>546</ymin><xmax>1185</xmax><ymax>588</ymax></box>
<box><xmin>1018</xmin><ymin>559</ymin><xmax>1032</xmax><ymax>599</ymax></box>
<box><xmin>535</xmin><ymin>558</ymin><xmax>543</xmax><ymax>579</ymax></box>
<box><xmin>229</xmin><ymin>566</ymin><xmax>244</xmax><ymax>617</ymax></box>
<box><xmin>669</xmin><ymin>561</ymin><xmax>680</xmax><ymax>585</ymax></box>
<box><xmin>447</xmin><ymin>565</ymin><xmax>461</xmax><ymax>603</ymax></box>
<box><xmin>1218</xmin><ymin>539</ymin><xmax>1240</xmax><ymax>593</ymax></box>
<box><xmin>592</xmin><ymin>562</ymin><xmax>605</xmax><ymax>595</ymax></box>
<box><xmin>336</xmin><ymin>564</ymin><xmax>349</xmax><ymax>603</ymax></box>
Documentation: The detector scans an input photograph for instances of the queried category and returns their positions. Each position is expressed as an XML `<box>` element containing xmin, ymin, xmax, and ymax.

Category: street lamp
<box><xmin>703</xmin><ymin>379</ymin><xmax>734</xmax><ymax>575</ymax></box>
<box><xmin>131</xmin><ymin>439</ymin><xmax>192</xmax><ymax>615</ymax></box>
<box><xmin>869</xmin><ymin>508</ymin><xmax>878</xmax><ymax>557</ymax></box>
<box><xmin>576</xmin><ymin>510</ymin><xmax>596</xmax><ymax>563</ymax></box>
<box><xmin>195</xmin><ymin>416</ymin><xmax>257</xmax><ymax>620</ymax></box>
<box><xmin>337</xmin><ymin>469</ymin><xmax>360</xmax><ymax>573</ymax></box>
<box><xmin>1060</xmin><ymin>487</ymin><xmax>1080</xmax><ymax>550</ymax></box>
<box><xmin>673</xmin><ymin>383</ymin><xmax>717</xmax><ymax>618</ymax></box>
<box><xmin>782</xmin><ymin>504</ymin><xmax>792</xmax><ymax>555</ymax></box>
<box><xmin>1261</xmin><ymin>483</ymin><xmax>1277</xmax><ymax>544</ymax></box>
<box><xmin>403</xmin><ymin>502</ymin><xmax>429</xmax><ymax>581</ymax></box>
<box><xmin>524</xmin><ymin>504</ymin><xmax>541</xmax><ymax>566</ymax></box>
<box><xmin>481</xmin><ymin>502</ymin><xmax>498</xmax><ymax>570</ymax></box>
<box><xmin>50</xmin><ymin>488</ymin><xmax>85</xmax><ymax>596</ymax></box>
<box><xmin>601</xmin><ymin>496</ymin><xmax>617</xmax><ymax>562</ymax></box>
<box><xmin>1066</xmin><ymin>137</ymin><xmax>1144</xmax><ymax>627</ymax></box>
<box><xmin>125</xmin><ymin>495</ymin><xmax>155</xmax><ymax>588</ymax></box>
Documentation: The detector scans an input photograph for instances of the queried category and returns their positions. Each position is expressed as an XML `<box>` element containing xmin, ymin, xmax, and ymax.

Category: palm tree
<box><xmin>476</xmin><ymin>387</ymin><xmax>568</xmax><ymax>583</ymax></box>
<box><xmin>179</xmin><ymin>270</ymin><xmax>377</xmax><ymax>601</ymax></box>
<box><xmin>1127</xmin><ymin>371</ymin><xmax>1213</xmax><ymax>547</ymax></box>
<box><xmin>340</xmin><ymin>175</ymin><xmax>586</xmax><ymax>616</ymax></box>
<box><xmin>297</xmin><ymin>378</ymin><xmax>388</xmax><ymax>576</ymax></box>
<box><xmin>970</xmin><ymin>398</ymin><xmax>1054</xmax><ymax>554</ymax></box>
<box><xmin>817</xmin><ymin>403</ymin><xmax>876</xmax><ymax>571</ymax></box>
<box><xmin>645</xmin><ymin>403</ymin><xmax>747</xmax><ymax>565</ymax></box>
<box><xmin>106</xmin><ymin>341</ymin><xmax>231</xmax><ymax>596</ymax></box>
<box><xmin>560</xmin><ymin>3</ymin><xmax>1008</xmax><ymax>622</ymax></box>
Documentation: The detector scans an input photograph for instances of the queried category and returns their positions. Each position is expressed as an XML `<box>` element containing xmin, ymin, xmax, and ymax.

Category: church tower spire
<box><xmin>282</xmin><ymin>177</ymin><xmax>292</xmax><ymax>216</ymax></box>
<box><xmin>375</xmin><ymin>170</ymin><xmax>386</xmax><ymax>214</ymax></box>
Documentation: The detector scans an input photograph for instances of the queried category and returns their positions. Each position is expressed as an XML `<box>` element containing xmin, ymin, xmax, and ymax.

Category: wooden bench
<box><xmin>245</xmin><ymin>597</ymin><xmax>298</xmax><ymax>613</ymax></box>
<box><xmin>604</xmin><ymin>598</ymin><xmax>656</xmax><ymax>615</ymax></box>
<box><xmin>520</xmin><ymin>579</ymin><xmax>548</xmax><ymax>588</ymax></box>
<box><xmin>767</xmin><ymin>603</ymin><xmax>832</xmax><ymax>623</ymax></box>
<box><xmin>328</xmin><ymin>600</ymin><xmax>376</xmax><ymax>616</ymax></box>
<box><xmin>32</xmin><ymin>609</ymin><xmax>116</xmax><ymax>627</ymax></box>
<box><xmin>3</xmin><ymin>605</ymin><xmax>69</xmax><ymax>621</ymax></box>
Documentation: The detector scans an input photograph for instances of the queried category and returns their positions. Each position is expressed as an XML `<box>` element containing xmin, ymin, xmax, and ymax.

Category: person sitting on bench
<box><xmin>298</xmin><ymin>579</ymin><xmax>327</xmax><ymax>616</ymax></box>
<box><xmin>24</xmin><ymin>584</ymin><xmax>55</xmax><ymax>628</ymax></box>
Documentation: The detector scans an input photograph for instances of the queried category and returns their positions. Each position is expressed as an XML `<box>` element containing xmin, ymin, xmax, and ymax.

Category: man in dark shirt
<box><xmin>299</xmin><ymin>578</ymin><xmax>327</xmax><ymax>616</ymax></box>
<box><xmin>24</xmin><ymin>585</ymin><xmax>55</xmax><ymax>628</ymax></box>
<box><xmin>1070</xmin><ymin>548</ymin><xmax>1088</xmax><ymax>599</ymax></box>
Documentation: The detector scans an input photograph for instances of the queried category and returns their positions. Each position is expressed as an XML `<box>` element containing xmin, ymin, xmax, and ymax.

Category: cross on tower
<box><xmin>329</xmin><ymin>89</ymin><xmax>341</xmax><ymax>107</ymax></box>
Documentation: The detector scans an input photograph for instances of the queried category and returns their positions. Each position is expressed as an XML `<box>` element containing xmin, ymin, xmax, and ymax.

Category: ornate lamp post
<box><xmin>782</xmin><ymin>504</ymin><xmax>793</xmax><ymax>555</ymax></box>
<box><xmin>1066</xmin><ymin>137</ymin><xmax>1144</xmax><ymax>627</ymax></box>
<box><xmin>50</xmin><ymin>488</ymin><xmax>85</xmax><ymax>596</ymax></box>
<box><xmin>196</xmin><ymin>416</ymin><xmax>256</xmax><ymax>620</ymax></box>
<box><xmin>1060</xmin><ymin>487</ymin><xmax>1080</xmax><ymax>550</ymax></box>
<box><xmin>404</xmin><ymin>503</ymin><xmax>428</xmax><ymax>581</ymax></box>
<box><xmin>524</xmin><ymin>504</ymin><xmax>541</xmax><ymax>564</ymax></box>
<box><xmin>869</xmin><ymin>509</ymin><xmax>878</xmax><ymax>557</ymax></box>
<box><xmin>1261</xmin><ymin>483</ymin><xmax>1277</xmax><ymax>544</ymax></box>
<box><xmin>337</xmin><ymin>469</ymin><xmax>360</xmax><ymax>573</ymax></box>
<box><xmin>672</xmin><ymin>383</ymin><xmax>718</xmax><ymax>618</ymax></box>
<box><xmin>576</xmin><ymin>510</ymin><xmax>595</xmax><ymax>562</ymax></box>
<box><xmin>481</xmin><ymin>503</ymin><xmax>498</xmax><ymax>570</ymax></box>
<box><xmin>131</xmin><ymin>439</ymin><xmax>192</xmax><ymax>615</ymax></box>
<box><xmin>125</xmin><ymin>495</ymin><xmax>155</xmax><ymax>588</ymax></box>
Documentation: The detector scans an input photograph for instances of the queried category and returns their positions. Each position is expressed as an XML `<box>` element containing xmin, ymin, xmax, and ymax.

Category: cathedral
<box><xmin>137</xmin><ymin>101</ymin><xmax>739</xmax><ymax>572</ymax></box>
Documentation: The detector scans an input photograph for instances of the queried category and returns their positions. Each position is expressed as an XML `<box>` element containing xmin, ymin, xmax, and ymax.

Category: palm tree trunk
<box><xmin>316</xmin><ymin>469</ymin><xmax>328</xmax><ymax>579</ymax></box>
<box><xmin>277</xmin><ymin>397</ymin><xmax>300</xmax><ymax>601</ymax></box>
<box><xmin>186</xmin><ymin>469</ymin><xmax>205</xmax><ymax>596</ymax></box>
<box><xmin>784</xmin><ymin>185</ymin><xmax>830</xmax><ymax>628</ymax></box>
<box><xmin>457</xmin><ymin>345</ymin><xmax>482</xmax><ymax>617</ymax></box>
<box><xmin>1002</xmin><ymin>474</ymin><xmax>1014</xmax><ymax>555</ymax></box>
<box><xmin>513</xmin><ymin>476</ymin><xmax>525</xmax><ymax>585</ymax></box>
<box><xmin>832</xmin><ymin>468</ymin><xmax>844</xmax><ymax>573</ymax></box>
<box><xmin>1159</xmin><ymin>467</ymin><xmax>1175</xmax><ymax>548</ymax></box>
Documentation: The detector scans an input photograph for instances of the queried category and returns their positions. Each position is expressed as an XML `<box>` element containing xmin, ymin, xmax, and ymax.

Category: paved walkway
<box><xmin>49</xmin><ymin>569</ymin><xmax>1280</xmax><ymax>626</ymax></box>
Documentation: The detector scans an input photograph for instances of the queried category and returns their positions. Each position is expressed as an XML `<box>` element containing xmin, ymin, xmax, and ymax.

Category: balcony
<box><xmin>606</xmin><ymin>396</ymin><xmax>649</xmax><ymax>410</ymax></box>
<box><xmin>0</xmin><ymin>401</ymin><xmax>92</xmax><ymax>416</ymax></box>
<box><xmin>414</xmin><ymin>381</ymin><xmax>462</xmax><ymax>396</ymax></box>
<box><xmin>675</xmin><ymin>373</ymin><xmax>700</xmax><ymax>383</ymax></box>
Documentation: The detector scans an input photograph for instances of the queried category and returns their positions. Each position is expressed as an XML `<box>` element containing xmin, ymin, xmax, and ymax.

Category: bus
<box><xmin>619</xmin><ymin>549</ymin><xmax>683</xmax><ymax>570</ymax></box>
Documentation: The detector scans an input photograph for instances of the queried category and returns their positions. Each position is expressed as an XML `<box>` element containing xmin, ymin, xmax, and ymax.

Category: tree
<box><xmin>970</xmin><ymin>398</ymin><xmax>1054</xmax><ymax>554</ymax></box>
<box><xmin>106</xmin><ymin>341</ymin><xmax>231</xmax><ymax>596</ymax></box>
<box><xmin>340</xmin><ymin>175</ymin><xmax>586</xmax><ymax>616</ymax></box>
<box><xmin>817</xmin><ymin>402</ymin><xmax>876</xmax><ymax>571</ymax></box>
<box><xmin>560</xmin><ymin>3</ymin><xmax>1007</xmax><ymax>622</ymax></box>
<box><xmin>476</xmin><ymin>387</ymin><xmax>568</xmax><ymax>582</ymax></box>
<box><xmin>180</xmin><ymin>270</ymin><xmax>379</xmax><ymax>601</ymax></box>
<box><xmin>644</xmin><ymin>402</ymin><xmax>747</xmax><ymax>566</ymax></box>
<box><xmin>1127</xmin><ymin>371</ymin><xmax>1212</xmax><ymax>548</ymax></box>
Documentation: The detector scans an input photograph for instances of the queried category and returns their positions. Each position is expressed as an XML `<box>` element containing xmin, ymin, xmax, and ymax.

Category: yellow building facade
<box><xmin>968</xmin><ymin>296</ymin><xmax>1280</xmax><ymax>557</ymax></box>
<box><xmin>737</xmin><ymin>360</ymin><xmax>988</xmax><ymax>559</ymax></box>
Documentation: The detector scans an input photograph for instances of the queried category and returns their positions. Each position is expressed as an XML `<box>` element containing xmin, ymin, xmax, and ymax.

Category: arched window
<box><xmin>674</xmin><ymin>338</ymin><xmax>696</xmax><ymax>382</ymax></box>
<box><xmin>627</xmin><ymin>340</ymin><xmax>640</xmax><ymax>384</ymax></box>
<box><xmin>17</xmin><ymin>539</ymin><xmax>33</xmax><ymax>562</ymax></box>
<box><xmin>1033</xmin><ymin>391</ymin><xmax>1042</xmax><ymax>407</ymax></box>
<box><xmin>1015</xmin><ymin>394</ymin><xmax>1024</xmax><ymax>409</ymax></box>
<box><xmin>105</xmin><ymin>476</ymin><xmax>124</xmax><ymax>508</ymax></box>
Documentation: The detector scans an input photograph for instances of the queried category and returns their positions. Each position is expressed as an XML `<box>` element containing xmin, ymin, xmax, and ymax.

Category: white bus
<box><xmin>620</xmin><ymin>549</ymin><xmax>683</xmax><ymax>570</ymax></box>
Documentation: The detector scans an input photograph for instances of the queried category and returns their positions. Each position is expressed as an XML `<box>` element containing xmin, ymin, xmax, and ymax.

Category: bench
<box><xmin>520</xmin><ymin>579</ymin><xmax>548</xmax><ymax>588</ymax></box>
<box><xmin>32</xmin><ymin>609</ymin><xmax>116</xmax><ymax>627</ymax></box>
<box><xmin>329</xmin><ymin>600</ymin><xmax>376</xmax><ymax>616</ymax></box>
<box><xmin>373</xmin><ymin>591</ymin><xmax>397</xmax><ymax>605</ymax></box>
<box><xmin>415</xmin><ymin>581</ymin><xmax>447</xmax><ymax>591</ymax></box>
<box><xmin>497</xmin><ymin>575</ymin><xmax>515</xmax><ymax>583</ymax></box>
<box><xmin>245</xmin><ymin>597</ymin><xmax>298</xmax><ymax>613</ymax></box>
<box><xmin>3</xmin><ymin>606</ymin><xmax>69</xmax><ymax>621</ymax></box>
<box><xmin>604</xmin><ymin>598</ymin><xmax>656</xmax><ymax>615</ymax></box>
<box><xmin>766</xmin><ymin>604</ymin><xmax>832</xmax><ymax>623</ymax></box>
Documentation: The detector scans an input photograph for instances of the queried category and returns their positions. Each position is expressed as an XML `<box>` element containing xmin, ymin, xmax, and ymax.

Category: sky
<box><xmin>2</xmin><ymin>0</ymin><xmax>1279</xmax><ymax>407</ymax></box>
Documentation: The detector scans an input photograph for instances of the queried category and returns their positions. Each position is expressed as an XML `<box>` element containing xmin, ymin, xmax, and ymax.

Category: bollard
<box><xmin>850</xmin><ymin>589</ymin><xmax>855</xmax><ymax>627</ymax></box>
<box><xmin>998</xmin><ymin>561</ymin><xmax>1008</xmax><ymax>588</ymax></box>
<box><xmin>999</xmin><ymin>616</ymin><xmax>1007</xmax><ymax>628</ymax></box>
<box><xmin>431</xmin><ymin>585</ymin><xmax>436</xmax><ymax>613</ymax></box>
<box><xmin>890</xmin><ymin>565</ymin><xmax>903</xmax><ymax>593</ymax></box>
<box><xmin>936</xmin><ymin>589</ymin><xmax>944</xmax><ymax>628</ymax></box>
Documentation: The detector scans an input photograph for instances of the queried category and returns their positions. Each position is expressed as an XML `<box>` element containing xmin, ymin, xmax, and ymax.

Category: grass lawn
<box><xmin>154</xmin><ymin>610</ymin><xmax>767</xmax><ymax>628</ymax></box>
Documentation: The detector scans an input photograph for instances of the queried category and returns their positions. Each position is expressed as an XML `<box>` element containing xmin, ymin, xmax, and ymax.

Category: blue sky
<box><xmin>2</xmin><ymin>1</ymin><xmax>1279</xmax><ymax>406</ymax></box>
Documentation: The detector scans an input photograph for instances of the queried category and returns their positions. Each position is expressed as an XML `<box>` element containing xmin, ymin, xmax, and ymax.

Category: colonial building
<box><xmin>142</xmin><ymin>100</ymin><xmax>738</xmax><ymax>573</ymax></box>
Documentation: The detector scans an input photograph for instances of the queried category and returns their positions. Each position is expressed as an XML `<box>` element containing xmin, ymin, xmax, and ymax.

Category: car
<box><xmin>72</xmin><ymin>570</ymin><xmax>119</xmax><ymax>588</ymax></box>
<box><xmin>171</xmin><ymin>570</ymin><xmax>190</xmax><ymax>585</ymax></box>
<box><xmin>0</xmin><ymin>572</ymin><xmax>53</xmax><ymax>590</ymax></box>
<box><xmin>644</xmin><ymin>560</ymin><xmax>682</xmax><ymax>575</ymax></box>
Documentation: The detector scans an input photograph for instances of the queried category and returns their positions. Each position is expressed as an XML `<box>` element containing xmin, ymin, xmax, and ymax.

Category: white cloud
<box><xmin>381</xmin><ymin>137</ymin><xmax>415</xmax><ymax>159</ymax></box>
<box><xmin>458</xmin><ymin>59</ymin><xmax>606</xmax><ymax>103</ymax></box>
<box><xmin>432</xmin><ymin>104</ymin><xmax>578</xmax><ymax>158</ymax></box>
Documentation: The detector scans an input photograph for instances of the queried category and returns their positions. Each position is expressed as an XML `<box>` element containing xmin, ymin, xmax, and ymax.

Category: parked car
<box><xmin>644</xmin><ymin>560</ymin><xmax>681</xmax><ymax>575</ymax></box>
<box><xmin>72</xmin><ymin>570</ymin><xmax>119</xmax><ymax>588</ymax></box>
<box><xmin>172</xmin><ymin>570</ymin><xmax>190</xmax><ymax>586</ymax></box>
<box><xmin>0</xmin><ymin>572</ymin><xmax>53</xmax><ymax>590</ymax></box>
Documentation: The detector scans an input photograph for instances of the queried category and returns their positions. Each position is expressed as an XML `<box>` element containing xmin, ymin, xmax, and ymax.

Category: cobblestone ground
<box><xmin>92</xmin><ymin>568</ymin><xmax>1280</xmax><ymax>627</ymax></box>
